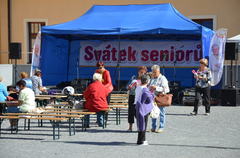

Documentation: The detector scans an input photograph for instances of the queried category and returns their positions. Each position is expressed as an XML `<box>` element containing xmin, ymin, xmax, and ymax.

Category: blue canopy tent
<box><xmin>40</xmin><ymin>3</ymin><xmax>214</xmax><ymax>88</ymax></box>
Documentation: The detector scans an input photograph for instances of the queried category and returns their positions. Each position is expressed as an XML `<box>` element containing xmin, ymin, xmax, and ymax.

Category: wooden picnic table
<box><xmin>0</xmin><ymin>115</ymin><xmax>68</xmax><ymax>140</ymax></box>
<box><xmin>35</xmin><ymin>95</ymin><xmax>68</xmax><ymax>106</ymax></box>
<box><xmin>35</xmin><ymin>95</ymin><xmax>68</xmax><ymax>98</ymax></box>
<box><xmin>52</xmin><ymin>93</ymin><xmax>83</xmax><ymax>97</ymax></box>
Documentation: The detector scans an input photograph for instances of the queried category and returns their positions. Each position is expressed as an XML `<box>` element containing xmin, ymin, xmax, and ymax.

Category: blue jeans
<box><xmin>151</xmin><ymin>106</ymin><xmax>166</xmax><ymax>129</ymax></box>
<box><xmin>7</xmin><ymin>106</ymin><xmax>22</xmax><ymax>113</ymax></box>
<box><xmin>96</xmin><ymin>111</ymin><xmax>104</xmax><ymax>127</ymax></box>
<box><xmin>84</xmin><ymin>111</ymin><xmax>105</xmax><ymax>127</ymax></box>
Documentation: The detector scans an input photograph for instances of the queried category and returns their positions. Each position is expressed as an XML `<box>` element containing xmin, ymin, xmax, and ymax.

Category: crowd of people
<box><xmin>0</xmin><ymin>58</ymin><xmax>212</xmax><ymax>145</ymax></box>
<box><xmin>0</xmin><ymin>69</ymin><xmax>45</xmax><ymax>129</ymax></box>
<box><xmin>126</xmin><ymin>58</ymin><xmax>211</xmax><ymax>145</ymax></box>
<box><xmin>0</xmin><ymin>69</ymin><xmax>44</xmax><ymax>104</ymax></box>
<box><xmin>127</xmin><ymin>64</ymin><xmax>170</xmax><ymax>145</ymax></box>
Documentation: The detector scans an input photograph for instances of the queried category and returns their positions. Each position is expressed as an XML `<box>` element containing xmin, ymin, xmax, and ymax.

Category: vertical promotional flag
<box><xmin>30</xmin><ymin>31</ymin><xmax>41</xmax><ymax>76</ymax></box>
<box><xmin>209</xmin><ymin>28</ymin><xmax>228</xmax><ymax>86</ymax></box>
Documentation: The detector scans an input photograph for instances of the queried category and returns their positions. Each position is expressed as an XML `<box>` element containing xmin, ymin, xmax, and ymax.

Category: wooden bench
<box><xmin>0</xmin><ymin>115</ymin><xmax>68</xmax><ymax>140</ymax></box>
<box><xmin>36</xmin><ymin>95</ymin><xmax>68</xmax><ymax>104</ymax></box>
<box><xmin>3</xmin><ymin>113</ymin><xmax>84</xmax><ymax>135</ymax></box>
<box><xmin>35</xmin><ymin>97</ymin><xmax>52</xmax><ymax>107</ymax></box>
<box><xmin>44</xmin><ymin>109</ymin><xmax>112</xmax><ymax>129</ymax></box>
<box><xmin>45</xmin><ymin>104</ymin><xmax>89</xmax><ymax>111</ymax></box>
<box><xmin>109</xmin><ymin>93</ymin><xmax>129</xmax><ymax>125</ymax></box>
<box><xmin>46</xmin><ymin>103</ymin><xmax>72</xmax><ymax>109</ymax></box>
<box><xmin>109</xmin><ymin>105</ymin><xmax>128</xmax><ymax>125</ymax></box>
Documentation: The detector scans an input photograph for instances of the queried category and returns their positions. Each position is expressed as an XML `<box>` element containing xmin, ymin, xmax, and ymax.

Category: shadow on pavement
<box><xmin>166</xmin><ymin>113</ymin><xmax>190</xmax><ymax>116</ymax></box>
<box><xmin>83</xmin><ymin>129</ymin><xmax>137</xmax><ymax>133</ymax></box>
<box><xmin>0</xmin><ymin>132</ymin><xmax>53</xmax><ymax>136</ymax></box>
<box><xmin>166</xmin><ymin>113</ymin><xmax>208</xmax><ymax>116</ymax></box>
<box><xmin>0</xmin><ymin>137</ymin><xmax>44</xmax><ymax>140</ymax></box>
<box><xmin>151</xmin><ymin>143</ymin><xmax>240</xmax><ymax>150</ymax></box>
<box><xmin>43</xmin><ymin>140</ymin><xmax>136</xmax><ymax>146</ymax></box>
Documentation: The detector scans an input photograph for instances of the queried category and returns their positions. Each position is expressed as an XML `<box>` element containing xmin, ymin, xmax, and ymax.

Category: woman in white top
<box><xmin>7</xmin><ymin>80</ymin><xmax>36</xmax><ymax>129</ymax></box>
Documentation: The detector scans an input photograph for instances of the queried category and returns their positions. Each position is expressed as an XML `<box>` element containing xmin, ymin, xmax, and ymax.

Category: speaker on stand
<box><xmin>9</xmin><ymin>42</ymin><xmax>22</xmax><ymax>84</ymax></box>
<box><xmin>221</xmin><ymin>42</ymin><xmax>239</xmax><ymax>106</ymax></box>
<box><xmin>225</xmin><ymin>43</ymin><xmax>238</xmax><ymax>60</ymax></box>
<box><xmin>225</xmin><ymin>42</ymin><xmax>238</xmax><ymax>88</ymax></box>
<box><xmin>9</xmin><ymin>43</ymin><xmax>22</xmax><ymax>59</ymax></box>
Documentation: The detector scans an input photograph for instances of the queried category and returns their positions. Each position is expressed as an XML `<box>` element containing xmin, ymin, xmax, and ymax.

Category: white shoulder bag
<box><xmin>150</xmin><ymin>102</ymin><xmax>160</xmax><ymax>119</ymax></box>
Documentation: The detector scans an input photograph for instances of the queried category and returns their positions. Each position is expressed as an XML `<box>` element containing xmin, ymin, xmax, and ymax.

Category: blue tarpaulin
<box><xmin>40</xmin><ymin>3</ymin><xmax>214</xmax><ymax>86</ymax></box>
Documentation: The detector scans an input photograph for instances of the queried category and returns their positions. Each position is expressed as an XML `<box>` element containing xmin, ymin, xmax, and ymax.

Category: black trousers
<box><xmin>104</xmin><ymin>93</ymin><xmax>111</xmax><ymax>122</ymax></box>
<box><xmin>0</xmin><ymin>104</ymin><xmax>3</xmax><ymax>114</ymax></box>
<box><xmin>107</xmin><ymin>93</ymin><xmax>111</xmax><ymax>104</ymax></box>
<box><xmin>137</xmin><ymin>114</ymin><xmax>149</xmax><ymax>144</ymax></box>
<box><xmin>193</xmin><ymin>86</ymin><xmax>211</xmax><ymax>113</ymax></box>
<box><xmin>128</xmin><ymin>95</ymin><xmax>135</xmax><ymax>124</ymax></box>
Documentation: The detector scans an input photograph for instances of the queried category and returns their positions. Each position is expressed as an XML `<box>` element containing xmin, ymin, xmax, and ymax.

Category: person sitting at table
<box><xmin>83</xmin><ymin>73</ymin><xmax>110</xmax><ymax>127</ymax></box>
<box><xmin>20</xmin><ymin>72</ymin><xmax>33</xmax><ymax>89</ymax></box>
<box><xmin>7</xmin><ymin>80</ymin><xmax>36</xmax><ymax>129</ymax></box>
<box><xmin>31</xmin><ymin>69</ymin><xmax>46</xmax><ymax>95</ymax></box>
<box><xmin>14</xmin><ymin>72</ymin><xmax>33</xmax><ymax>98</ymax></box>
<box><xmin>0</xmin><ymin>76</ymin><xmax>8</xmax><ymax>102</ymax></box>
<box><xmin>0</xmin><ymin>76</ymin><xmax>8</xmax><ymax>114</ymax></box>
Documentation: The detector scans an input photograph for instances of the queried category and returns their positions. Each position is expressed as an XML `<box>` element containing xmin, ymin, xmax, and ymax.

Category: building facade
<box><xmin>0</xmin><ymin>0</ymin><xmax>239</xmax><ymax>64</ymax></box>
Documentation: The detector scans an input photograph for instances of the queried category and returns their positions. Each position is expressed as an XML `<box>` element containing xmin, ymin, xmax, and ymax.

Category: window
<box><xmin>192</xmin><ymin>19</ymin><xmax>213</xmax><ymax>30</ymax></box>
<box><xmin>27</xmin><ymin>22</ymin><xmax>45</xmax><ymax>63</ymax></box>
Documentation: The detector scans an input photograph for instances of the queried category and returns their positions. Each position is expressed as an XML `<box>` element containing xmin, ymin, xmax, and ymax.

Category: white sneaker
<box><xmin>140</xmin><ymin>141</ymin><xmax>149</xmax><ymax>145</ymax></box>
<box><xmin>156</xmin><ymin>128</ymin><xmax>164</xmax><ymax>133</ymax></box>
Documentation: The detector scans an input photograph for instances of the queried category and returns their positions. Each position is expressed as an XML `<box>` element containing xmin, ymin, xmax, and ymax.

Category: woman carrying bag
<box><xmin>135</xmin><ymin>74</ymin><xmax>154</xmax><ymax>145</ymax></box>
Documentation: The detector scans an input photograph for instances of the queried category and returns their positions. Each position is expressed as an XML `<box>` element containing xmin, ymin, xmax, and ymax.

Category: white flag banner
<box><xmin>209</xmin><ymin>28</ymin><xmax>228</xmax><ymax>86</ymax></box>
<box><xmin>31</xmin><ymin>31</ymin><xmax>41</xmax><ymax>76</ymax></box>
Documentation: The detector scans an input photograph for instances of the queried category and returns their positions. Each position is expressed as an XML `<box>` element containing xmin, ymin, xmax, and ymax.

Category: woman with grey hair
<box><xmin>149</xmin><ymin>65</ymin><xmax>170</xmax><ymax>133</ymax></box>
<box><xmin>84</xmin><ymin>73</ymin><xmax>110</xmax><ymax>127</ymax></box>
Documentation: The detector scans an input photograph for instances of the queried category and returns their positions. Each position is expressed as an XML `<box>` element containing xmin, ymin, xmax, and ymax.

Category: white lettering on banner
<box><xmin>79</xmin><ymin>41</ymin><xmax>202</xmax><ymax>67</ymax></box>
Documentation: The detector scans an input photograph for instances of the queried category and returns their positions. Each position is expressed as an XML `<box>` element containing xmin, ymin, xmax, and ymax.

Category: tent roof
<box><xmin>228</xmin><ymin>34</ymin><xmax>240</xmax><ymax>42</ymax></box>
<box><xmin>42</xmin><ymin>3</ymin><xmax>208</xmax><ymax>36</ymax></box>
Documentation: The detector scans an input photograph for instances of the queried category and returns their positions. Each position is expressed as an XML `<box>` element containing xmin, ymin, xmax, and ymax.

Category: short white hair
<box><xmin>93</xmin><ymin>73</ymin><xmax>102</xmax><ymax>81</ymax></box>
<box><xmin>151</xmin><ymin>65</ymin><xmax>160</xmax><ymax>71</ymax></box>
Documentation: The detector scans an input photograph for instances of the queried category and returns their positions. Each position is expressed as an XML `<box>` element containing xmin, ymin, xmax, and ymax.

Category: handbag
<box><xmin>150</xmin><ymin>102</ymin><xmax>160</xmax><ymax>118</ymax></box>
<box><xmin>155</xmin><ymin>93</ymin><xmax>173</xmax><ymax>107</ymax></box>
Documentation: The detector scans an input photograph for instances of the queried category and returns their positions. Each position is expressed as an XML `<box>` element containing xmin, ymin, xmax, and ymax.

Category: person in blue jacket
<box><xmin>20</xmin><ymin>72</ymin><xmax>33</xmax><ymax>89</ymax></box>
<box><xmin>0</xmin><ymin>76</ymin><xmax>8</xmax><ymax>102</ymax></box>
<box><xmin>0</xmin><ymin>76</ymin><xmax>8</xmax><ymax>114</ymax></box>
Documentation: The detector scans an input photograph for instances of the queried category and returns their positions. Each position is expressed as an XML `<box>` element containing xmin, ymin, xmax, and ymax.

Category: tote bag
<box><xmin>150</xmin><ymin>102</ymin><xmax>160</xmax><ymax>118</ymax></box>
<box><xmin>155</xmin><ymin>94</ymin><xmax>173</xmax><ymax>107</ymax></box>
